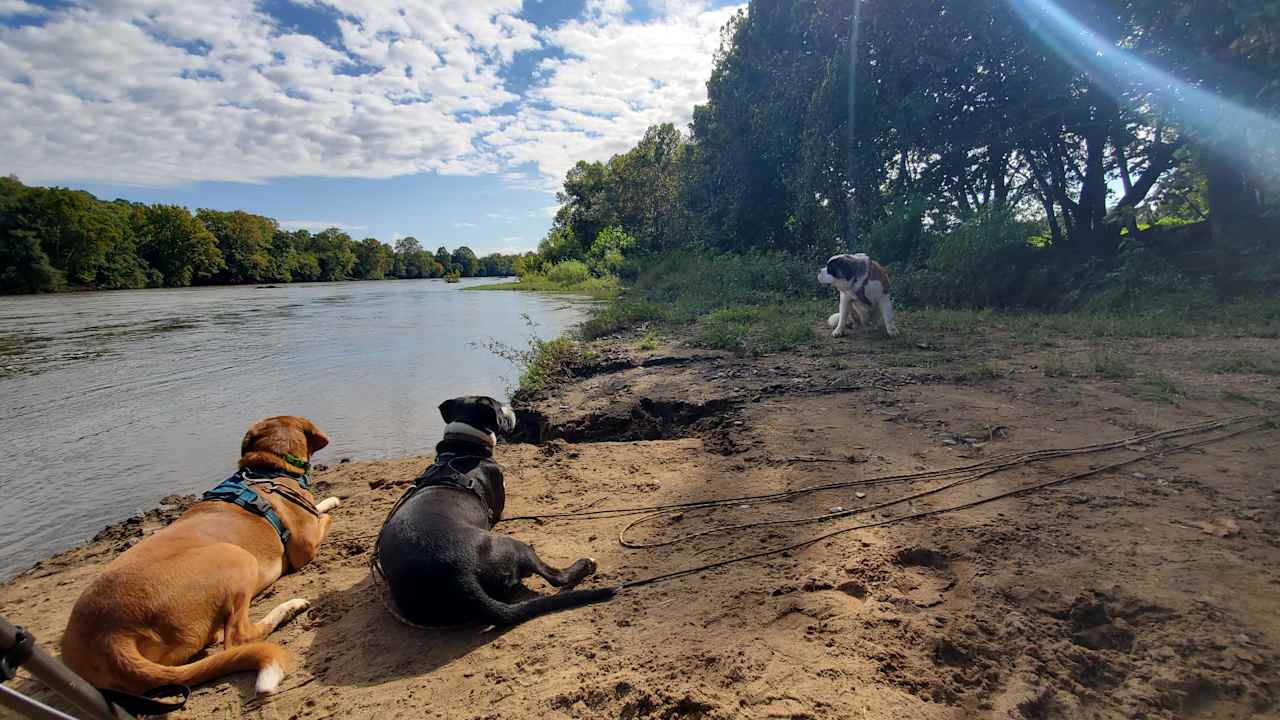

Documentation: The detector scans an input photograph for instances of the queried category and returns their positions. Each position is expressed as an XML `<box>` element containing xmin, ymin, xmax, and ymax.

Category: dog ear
<box><xmin>823</xmin><ymin>256</ymin><xmax>843</xmax><ymax>280</ymax></box>
<box><xmin>439</xmin><ymin>398</ymin><xmax>459</xmax><ymax>423</ymax></box>
<box><xmin>240</xmin><ymin>423</ymin><xmax>262</xmax><ymax>456</ymax></box>
<box><xmin>294</xmin><ymin>416</ymin><xmax>330</xmax><ymax>453</ymax></box>
<box><xmin>479</xmin><ymin>397</ymin><xmax>516</xmax><ymax>433</ymax></box>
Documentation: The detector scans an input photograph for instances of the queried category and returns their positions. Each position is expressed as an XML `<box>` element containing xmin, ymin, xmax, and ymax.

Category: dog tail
<box><xmin>467</xmin><ymin>577</ymin><xmax>617</xmax><ymax>626</ymax></box>
<box><xmin>106</xmin><ymin>635</ymin><xmax>292</xmax><ymax>695</ymax></box>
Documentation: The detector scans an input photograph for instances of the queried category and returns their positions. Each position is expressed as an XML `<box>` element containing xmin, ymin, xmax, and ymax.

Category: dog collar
<box><xmin>283</xmin><ymin>452</ymin><xmax>310</xmax><ymax>473</ymax></box>
<box><xmin>242</xmin><ymin>458</ymin><xmax>311</xmax><ymax>489</ymax></box>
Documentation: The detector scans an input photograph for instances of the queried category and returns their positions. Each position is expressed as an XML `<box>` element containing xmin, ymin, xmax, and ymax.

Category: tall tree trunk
<box><xmin>1202</xmin><ymin>140</ymin><xmax>1264</xmax><ymax>294</ymax></box>
<box><xmin>1074</xmin><ymin>125</ymin><xmax>1112</xmax><ymax>257</ymax></box>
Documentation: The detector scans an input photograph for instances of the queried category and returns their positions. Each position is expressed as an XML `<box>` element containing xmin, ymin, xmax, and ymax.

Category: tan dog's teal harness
<box><xmin>201</xmin><ymin>461</ymin><xmax>317</xmax><ymax>550</ymax></box>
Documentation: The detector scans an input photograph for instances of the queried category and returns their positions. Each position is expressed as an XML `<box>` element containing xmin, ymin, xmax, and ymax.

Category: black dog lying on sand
<box><xmin>372</xmin><ymin>396</ymin><xmax>615</xmax><ymax>626</ymax></box>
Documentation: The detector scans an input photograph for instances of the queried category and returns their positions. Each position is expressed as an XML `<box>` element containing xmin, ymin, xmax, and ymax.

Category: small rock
<box><xmin>1132</xmin><ymin>472</ymin><xmax>1148</xmax><ymax>480</ymax></box>
<box><xmin>340</xmin><ymin>457</ymin><xmax>351</xmax><ymax>464</ymax></box>
<box><xmin>836</xmin><ymin>581</ymin><xmax>867</xmax><ymax>598</ymax></box>
<box><xmin>830</xmin><ymin>506</ymin><xmax>844</xmax><ymax>514</ymax></box>
<box><xmin>855</xmin><ymin>492</ymin><xmax>867</xmax><ymax>499</ymax></box>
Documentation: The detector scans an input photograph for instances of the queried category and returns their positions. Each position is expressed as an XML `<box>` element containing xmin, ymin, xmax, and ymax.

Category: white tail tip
<box><xmin>255</xmin><ymin>662</ymin><xmax>285</xmax><ymax>695</ymax></box>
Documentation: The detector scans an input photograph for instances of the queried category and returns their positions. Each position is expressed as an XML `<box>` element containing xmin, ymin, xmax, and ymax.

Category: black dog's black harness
<box><xmin>408</xmin><ymin>453</ymin><xmax>498</xmax><ymax>524</ymax></box>
<box><xmin>369</xmin><ymin>452</ymin><xmax>498</xmax><ymax>595</ymax></box>
<box><xmin>201</xmin><ymin>467</ymin><xmax>318</xmax><ymax>554</ymax></box>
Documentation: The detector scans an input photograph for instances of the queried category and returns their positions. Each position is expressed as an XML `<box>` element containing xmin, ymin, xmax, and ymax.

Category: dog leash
<box><xmin>509</xmin><ymin>415</ymin><xmax>1273</xmax><ymax>591</ymax></box>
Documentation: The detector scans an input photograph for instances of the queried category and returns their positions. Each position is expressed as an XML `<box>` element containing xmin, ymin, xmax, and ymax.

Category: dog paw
<box><xmin>831</xmin><ymin>327</ymin><xmax>846</xmax><ymax>338</ymax></box>
<box><xmin>316</xmin><ymin>496</ymin><xmax>340</xmax><ymax>513</ymax></box>
<box><xmin>583</xmin><ymin>557</ymin><xmax>598</xmax><ymax>575</ymax></box>
<box><xmin>885</xmin><ymin>327</ymin><xmax>900</xmax><ymax>337</ymax></box>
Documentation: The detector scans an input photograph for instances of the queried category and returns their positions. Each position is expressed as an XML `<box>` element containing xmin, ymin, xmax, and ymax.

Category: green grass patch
<box><xmin>1134</xmin><ymin>371</ymin><xmax>1185</xmax><ymax>403</ymax></box>
<box><xmin>957</xmin><ymin>363</ymin><xmax>1000</xmax><ymax>383</ymax></box>
<box><xmin>553</xmin><ymin>251</ymin><xmax>1280</xmax><ymax>367</ymax></box>
<box><xmin>1043</xmin><ymin>358</ymin><xmax>1074</xmax><ymax>378</ymax></box>
<box><xmin>475</xmin><ymin>319</ymin><xmax>597</xmax><ymax>399</ymax></box>
<box><xmin>696</xmin><ymin>301</ymin><xmax>824</xmax><ymax>356</ymax></box>
<box><xmin>1221</xmin><ymin>389</ymin><xmax>1263</xmax><ymax>406</ymax></box>
<box><xmin>469</xmin><ymin>274</ymin><xmax>620</xmax><ymax>300</ymax></box>
<box><xmin>1207</xmin><ymin>352</ymin><xmax>1280</xmax><ymax>376</ymax></box>
<box><xmin>516</xmin><ymin>337</ymin><xmax>588</xmax><ymax>397</ymax></box>
<box><xmin>579</xmin><ymin>299</ymin><xmax>668</xmax><ymax>340</ymax></box>
<box><xmin>637</xmin><ymin>329</ymin><xmax>659</xmax><ymax>351</ymax></box>
<box><xmin>1090</xmin><ymin>353</ymin><xmax>1138</xmax><ymax>379</ymax></box>
<box><xmin>908</xmin><ymin>299</ymin><xmax>1280</xmax><ymax>341</ymax></box>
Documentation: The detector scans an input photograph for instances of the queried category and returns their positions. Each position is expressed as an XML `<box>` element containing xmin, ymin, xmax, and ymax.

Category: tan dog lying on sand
<box><xmin>60</xmin><ymin>416</ymin><xmax>339</xmax><ymax>696</ymax></box>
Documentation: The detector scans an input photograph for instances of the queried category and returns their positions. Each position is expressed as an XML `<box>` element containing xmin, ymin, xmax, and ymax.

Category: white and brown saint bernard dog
<box><xmin>817</xmin><ymin>253</ymin><xmax>899</xmax><ymax>337</ymax></box>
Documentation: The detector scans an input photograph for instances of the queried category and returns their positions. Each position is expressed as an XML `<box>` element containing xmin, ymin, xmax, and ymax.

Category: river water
<box><xmin>0</xmin><ymin>279</ymin><xmax>586</xmax><ymax>580</ymax></box>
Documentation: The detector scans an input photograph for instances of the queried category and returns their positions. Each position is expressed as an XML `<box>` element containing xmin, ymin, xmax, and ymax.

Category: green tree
<box><xmin>308</xmin><ymin>228</ymin><xmax>357</xmax><ymax>281</ymax></box>
<box><xmin>395</xmin><ymin>236</ymin><xmax>435</xmax><ymax>278</ymax></box>
<box><xmin>0</xmin><ymin>228</ymin><xmax>64</xmax><ymax>293</ymax></box>
<box><xmin>480</xmin><ymin>253</ymin><xmax>516</xmax><ymax>276</ymax></box>
<box><xmin>135</xmin><ymin>205</ymin><xmax>224</xmax><ymax>287</ymax></box>
<box><xmin>451</xmin><ymin>246</ymin><xmax>480</xmax><ymax>276</ymax></box>
<box><xmin>8</xmin><ymin>186</ymin><xmax>121</xmax><ymax>285</ymax></box>
<box><xmin>197</xmin><ymin>209</ymin><xmax>275</xmax><ymax>283</ymax></box>
<box><xmin>355</xmin><ymin>237</ymin><xmax>394</xmax><ymax>279</ymax></box>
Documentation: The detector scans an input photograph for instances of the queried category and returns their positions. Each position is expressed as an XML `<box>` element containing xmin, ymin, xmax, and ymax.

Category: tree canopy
<box><xmin>524</xmin><ymin>0</ymin><xmax>1279</xmax><ymax>302</ymax></box>
<box><xmin>0</xmin><ymin>178</ymin><xmax>524</xmax><ymax>293</ymax></box>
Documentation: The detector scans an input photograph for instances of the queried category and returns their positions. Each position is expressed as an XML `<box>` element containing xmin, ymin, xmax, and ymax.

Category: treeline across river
<box><xmin>0</xmin><ymin>176</ymin><xmax>530</xmax><ymax>293</ymax></box>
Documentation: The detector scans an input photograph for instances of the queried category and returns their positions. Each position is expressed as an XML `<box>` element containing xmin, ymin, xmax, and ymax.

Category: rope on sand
<box><xmin>496</xmin><ymin>414</ymin><xmax>1271</xmax><ymax>590</ymax></box>
<box><xmin>612</xmin><ymin>416</ymin><xmax>1271</xmax><ymax>589</ymax></box>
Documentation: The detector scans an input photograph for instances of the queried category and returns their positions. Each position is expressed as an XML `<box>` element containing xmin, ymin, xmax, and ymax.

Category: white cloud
<box><xmin>0</xmin><ymin>1</ymin><xmax>46</xmax><ymax>17</ymax></box>
<box><xmin>487</xmin><ymin>1</ymin><xmax>742</xmax><ymax>189</ymax></box>
<box><xmin>279</xmin><ymin>220</ymin><xmax>367</xmax><ymax>232</ymax></box>
<box><xmin>0</xmin><ymin>0</ymin><xmax>742</xmax><ymax>193</ymax></box>
<box><xmin>488</xmin><ymin>236</ymin><xmax>533</xmax><ymax>254</ymax></box>
<box><xmin>452</xmin><ymin>221</ymin><xmax>478</xmax><ymax>228</ymax></box>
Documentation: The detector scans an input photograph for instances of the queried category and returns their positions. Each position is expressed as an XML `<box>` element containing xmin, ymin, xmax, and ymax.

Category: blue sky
<box><xmin>0</xmin><ymin>0</ymin><xmax>743</xmax><ymax>254</ymax></box>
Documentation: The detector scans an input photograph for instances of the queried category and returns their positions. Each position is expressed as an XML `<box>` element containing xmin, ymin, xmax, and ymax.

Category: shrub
<box><xmin>1079</xmin><ymin>239</ymin><xmax>1202</xmax><ymax>312</ymax></box>
<box><xmin>588</xmin><ymin>226</ymin><xmax>636</xmax><ymax>277</ymax></box>
<box><xmin>862</xmin><ymin>194</ymin><xmax>930</xmax><ymax>267</ymax></box>
<box><xmin>897</xmin><ymin>207</ymin><xmax>1054</xmax><ymax>308</ymax></box>
<box><xmin>546</xmin><ymin>260</ymin><xmax>591</xmax><ymax>286</ymax></box>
